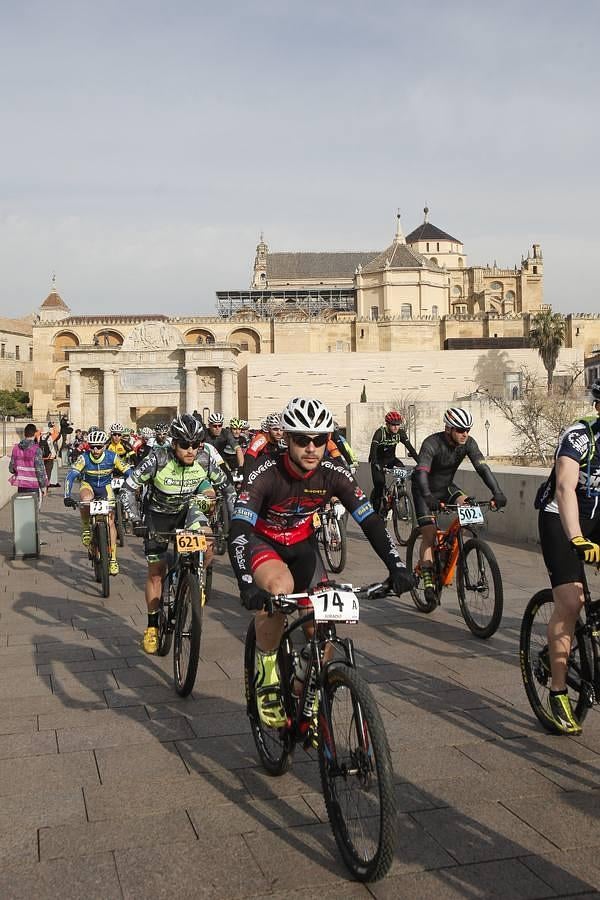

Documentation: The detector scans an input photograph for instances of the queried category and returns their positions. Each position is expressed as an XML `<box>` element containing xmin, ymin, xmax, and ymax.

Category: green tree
<box><xmin>360</xmin><ymin>384</ymin><xmax>367</xmax><ymax>402</ymax></box>
<box><xmin>0</xmin><ymin>389</ymin><xmax>30</xmax><ymax>417</ymax></box>
<box><xmin>529</xmin><ymin>309</ymin><xmax>566</xmax><ymax>394</ymax></box>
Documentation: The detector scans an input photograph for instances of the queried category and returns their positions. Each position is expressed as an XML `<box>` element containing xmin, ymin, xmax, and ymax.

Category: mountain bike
<box><xmin>379</xmin><ymin>467</ymin><xmax>414</xmax><ymax>547</ymax></box>
<box><xmin>318</xmin><ymin>501</ymin><xmax>347</xmax><ymax>574</ymax></box>
<box><xmin>520</xmin><ymin>562</ymin><xmax>600</xmax><ymax>734</ymax></box>
<box><xmin>406</xmin><ymin>501</ymin><xmax>503</xmax><ymax>638</ymax></box>
<box><xmin>244</xmin><ymin>580</ymin><xmax>396</xmax><ymax>882</ymax></box>
<box><xmin>142</xmin><ymin>526</ymin><xmax>212</xmax><ymax>696</ymax></box>
<box><xmin>78</xmin><ymin>499</ymin><xmax>112</xmax><ymax>598</ymax></box>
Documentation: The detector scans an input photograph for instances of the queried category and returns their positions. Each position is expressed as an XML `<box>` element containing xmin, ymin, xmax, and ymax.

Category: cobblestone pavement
<box><xmin>0</xmin><ymin>489</ymin><xmax>600</xmax><ymax>899</ymax></box>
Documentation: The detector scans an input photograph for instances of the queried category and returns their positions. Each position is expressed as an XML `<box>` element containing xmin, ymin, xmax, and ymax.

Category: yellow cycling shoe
<box><xmin>142</xmin><ymin>626</ymin><xmax>159</xmax><ymax>655</ymax></box>
<box><xmin>255</xmin><ymin>649</ymin><xmax>287</xmax><ymax>729</ymax></box>
<box><xmin>109</xmin><ymin>559</ymin><xmax>119</xmax><ymax>576</ymax></box>
<box><xmin>81</xmin><ymin>529</ymin><xmax>92</xmax><ymax>547</ymax></box>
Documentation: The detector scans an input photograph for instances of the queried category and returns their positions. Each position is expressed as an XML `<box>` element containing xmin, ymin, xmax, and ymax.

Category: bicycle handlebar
<box><xmin>264</xmin><ymin>578</ymin><xmax>392</xmax><ymax>615</ymax></box>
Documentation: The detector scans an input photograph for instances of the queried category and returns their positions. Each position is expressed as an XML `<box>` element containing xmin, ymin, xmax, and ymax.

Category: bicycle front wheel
<box><xmin>322</xmin><ymin>515</ymin><xmax>347</xmax><ymax>574</ymax></box>
<box><xmin>319</xmin><ymin>664</ymin><xmax>396</xmax><ymax>882</ymax></box>
<box><xmin>391</xmin><ymin>490</ymin><xmax>414</xmax><ymax>547</ymax></box>
<box><xmin>244</xmin><ymin>619</ymin><xmax>293</xmax><ymax>776</ymax></box>
<box><xmin>157</xmin><ymin>574</ymin><xmax>174</xmax><ymax>658</ymax></box>
<box><xmin>96</xmin><ymin>521</ymin><xmax>110</xmax><ymax>598</ymax></box>
<box><xmin>457</xmin><ymin>538</ymin><xmax>503</xmax><ymax>638</ymax></box>
<box><xmin>520</xmin><ymin>589</ymin><xmax>591</xmax><ymax>733</ymax></box>
<box><xmin>406</xmin><ymin>529</ymin><xmax>439</xmax><ymax>613</ymax></box>
<box><xmin>173</xmin><ymin>571</ymin><xmax>202</xmax><ymax>696</ymax></box>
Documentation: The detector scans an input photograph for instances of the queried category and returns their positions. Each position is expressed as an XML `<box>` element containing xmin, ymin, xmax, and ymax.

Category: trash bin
<box><xmin>12</xmin><ymin>492</ymin><xmax>40</xmax><ymax>559</ymax></box>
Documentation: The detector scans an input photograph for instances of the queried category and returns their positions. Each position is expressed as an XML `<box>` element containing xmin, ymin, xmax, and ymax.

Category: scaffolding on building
<box><xmin>216</xmin><ymin>289</ymin><xmax>356</xmax><ymax>319</ymax></box>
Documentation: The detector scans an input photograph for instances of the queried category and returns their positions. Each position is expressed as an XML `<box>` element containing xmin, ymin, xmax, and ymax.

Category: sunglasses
<box><xmin>210</xmin><ymin>423</ymin><xmax>223</xmax><ymax>428</ymax></box>
<box><xmin>176</xmin><ymin>440</ymin><xmax>202</xmax><ymax>450</ymax></box>
<box><xmin>453</xmin><ymin>427</ymin><xmax>471</xmax><ymax>434</ymax></box>
<box><xmin>290</xmin><ymin>433</ymin><xmax>328</xmax><ymax>448</ymax></box>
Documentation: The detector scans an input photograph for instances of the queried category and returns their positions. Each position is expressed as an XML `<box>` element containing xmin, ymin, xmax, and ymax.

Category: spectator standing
<box><xmin>40</xmin><ymin>430</ymin><xmax>59</xmax><ymax>487</ymax></box>
<box><xmin>9</xmin><ymin>424</ymin><xmax>48</xmax><ymax>498</ymax></box>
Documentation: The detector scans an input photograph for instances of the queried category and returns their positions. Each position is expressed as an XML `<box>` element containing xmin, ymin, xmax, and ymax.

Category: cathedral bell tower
<box><xmin>251</xmin><ymin>234</ymin><xmax>269</xmax><ymax>288</ymax></box>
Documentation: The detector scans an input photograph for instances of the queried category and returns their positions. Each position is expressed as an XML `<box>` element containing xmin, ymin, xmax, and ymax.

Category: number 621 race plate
<box><xmin>176</xmin><ymin>531</ymin><xmax>207</xmax><ymax>554</ymax></box>
<box><xmin>311</xmin><ymin>588</ymin><xmax>359</xmax><ymax>624</ymax></box>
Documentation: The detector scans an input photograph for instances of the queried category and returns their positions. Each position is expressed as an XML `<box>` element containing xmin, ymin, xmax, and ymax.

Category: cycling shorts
<box><xmin>242</xmin><ymin>532</ymin><xmax>326</xmax><ymax>594</ymax></box>
<box><xmin>144</xmin><ymin>507</ymin><xmax>209</xmax><ymax>563</ymax></box>
<box><xmin>80</xmin><ymin>482</ymin><xmax>115</xmax><ymax>504</ymax></box>
<box><xmin>412</xmin><ymin>481</ymin><xmax>463</xmax><ymax>527</ymax></box>
<box><xmin>539</xmin><ymin>510</ymin><xmax>600</xmax><ymax>588</ymax></box>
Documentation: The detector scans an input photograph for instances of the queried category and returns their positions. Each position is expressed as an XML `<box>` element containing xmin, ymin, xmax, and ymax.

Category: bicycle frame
<box><xmin>570</xmin><ymin>568</ymin><xmax>600</xmax><ymax>706</ymax></box>
<box><xmin>431</xmin><ymin>502</ymin><xmax>492</xmax><ymax>589</ymax></box>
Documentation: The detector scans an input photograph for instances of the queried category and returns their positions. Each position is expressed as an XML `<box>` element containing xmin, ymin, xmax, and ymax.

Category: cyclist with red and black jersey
<box><xmin>228</xmin><ymin>396</ymin><xmax>415</xmax><ymax>729</ymax></box>
<box><xmin>242</xmin><ymin>412</ymin><xmax>285</xmax><ymax>480</ymax></box>
<box><xmin>369</xmin><ymin>410</ymin><xmax>418</xmax><ymax>513</ymax></box>
<box><xmin>413</xmin><ymin>407</ymin><xmax>507</xmax><ymax>604</ymax></box>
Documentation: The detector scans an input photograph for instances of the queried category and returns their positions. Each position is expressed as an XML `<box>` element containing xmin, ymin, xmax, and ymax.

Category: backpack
<box><xmin>534</xmin><ymin>418</ymin><xmax>598</xmax><ymax>509</ymax></box>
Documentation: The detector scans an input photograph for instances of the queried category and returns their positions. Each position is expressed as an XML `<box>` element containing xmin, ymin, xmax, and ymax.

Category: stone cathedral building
<box><xmin>30</xmin><ymin>211</ymin><xmax>598</xmax><ymax>428</ymax></box>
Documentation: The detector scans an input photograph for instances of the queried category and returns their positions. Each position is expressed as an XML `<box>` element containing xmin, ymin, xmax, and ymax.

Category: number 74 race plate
<box><xmin>311</xmin><ymin>588</ymin><xmax>359</xmax><ymax>624</ymax></box>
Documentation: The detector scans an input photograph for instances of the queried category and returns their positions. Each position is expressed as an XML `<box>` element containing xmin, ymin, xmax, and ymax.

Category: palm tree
<box><xmin>529</xmin><ymin>310</ymin><xmax>566</xmax><ymax>394</ymax></box>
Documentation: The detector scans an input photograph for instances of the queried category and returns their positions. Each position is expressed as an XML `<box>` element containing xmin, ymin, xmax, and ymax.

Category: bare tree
<box><xmin>480</xmin><ymin>365</ymin><xmax>585</xmax><ymax>465</ymax></box>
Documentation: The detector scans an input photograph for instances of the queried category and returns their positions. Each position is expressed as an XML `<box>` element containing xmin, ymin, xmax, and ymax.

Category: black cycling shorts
<box><xmin>241</xmin><ymin>532</ymin><xmax>327</xmax><ymax>593</ymax></box>
<box><xmin>539</xmin><ymin>510</ymin><xmax>600</xmax><ymax>588</ymax></box>
<box><xmin>412</xmin><ymin>481</ymin><xmax>464</xmax><ymax>527</ymax></box>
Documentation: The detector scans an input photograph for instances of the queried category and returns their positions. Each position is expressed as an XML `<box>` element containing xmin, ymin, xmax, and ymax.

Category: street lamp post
<box><xmin>484</xmin><ymin>419</ymin><xmax>490</xmax><ymax>457</ymax></box>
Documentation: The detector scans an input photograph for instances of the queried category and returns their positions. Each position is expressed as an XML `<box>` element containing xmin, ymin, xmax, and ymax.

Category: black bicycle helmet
<box><xmin>169</xmin><ymin>414</ymin><xmax>204</xmax><ymax>443</ymax></box>
<box><xmin>591</xmin><ymin>379</ymin><xmax>600</xmax><ymax>401</ymax></box>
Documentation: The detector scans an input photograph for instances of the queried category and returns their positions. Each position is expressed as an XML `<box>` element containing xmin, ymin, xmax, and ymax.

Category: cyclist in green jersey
<box><xmin>122</xmin><ymin>414</ymin><xmax>215</xmax><ymax>654</ymax></box>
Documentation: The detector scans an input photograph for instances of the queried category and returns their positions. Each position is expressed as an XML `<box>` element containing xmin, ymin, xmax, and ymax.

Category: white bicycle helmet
<box><xmin>281</xmin><ymin>398</ymin><xmax>334</xmax><ymax>434</ymax></box>
<box><xmin>109</xmin><ymin>422</ymin><xmax>123</xmax><ymax>434</ymax></box>
<box><xmin>87</xmin><ymin>430</ymin><xmax>108</xmax><ymax>447</ymax></box>
<box><xmin>443</xmin><ymin>407</ymin><xmax>473</xmax><ymax>429</ymax></box>
<box><xmin>140</xmin><ymin>427</ymin><xmax>154</xmax><ymax>440</ymax></box>
<box><xmin>264</xmin><ymin>413</ymin><xmax>283</xmax><ymax>429</ymax></box>
<box><xmin>208</xmin><ymin>412</ymin><xmax>224</xmax><ymax>425</ymax></box>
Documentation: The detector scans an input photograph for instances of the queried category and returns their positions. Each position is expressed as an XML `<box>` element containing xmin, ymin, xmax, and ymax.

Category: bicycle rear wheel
<box><xmin>244</xmin><ymin>619</ymin><xmax>293</xmax><ymax>776</ymax></box>
<box><xmin>520</xmin><ymin>589</ymin><xmax>591</xmax><ymax>733</ymax></box>
<box><xmin>391</xmin><ymin>489</ymin><xmax>414</xmax><ymax>547</ymax></box>
<box><xmin>157</xmin><ymin>573</ymin><xmax>174</xmax><ymax>657</ymax></box>
<box><xmin>96</xmin><ymin>521</ymin><xmax>110</xmax><ymax>598</ymax></box>
<box><xmin>114</xmin><ymin>498</ymin><xmax>125</xmax><ymax>548</ymax></box>
<box><xmin>319</xmin><ymin>664</ymin><xmax>396</xmax><ymax>882</ymax></box>
<box><xmin>173</xmin><ymin>571</ymin><xmax>202</xmax><ymax>696</ymax></box>
<box><xmin>406</xmin><ymin>529</ymin><xmax>439</xmax><ymax>613</ymax></box>
<box><xmin>457</xmin><ymin>538</ymin><xmax>503</xmax><ymax>638</ymax></box>
<box><xmin>322</xmin><ymin>514</ymin><xmax>347</xmax><ymax>574</ymax></box>
<box><xmin>214</xmin><ymin>501</ymin><xmax>227</xmax><ymax>555</ymax></box>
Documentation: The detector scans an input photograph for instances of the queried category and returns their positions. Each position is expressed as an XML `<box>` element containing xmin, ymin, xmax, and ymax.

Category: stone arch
<box><xmin>54</xmin><ymin>365</ymin><xmax>70</xmax><ymax>400</ymax></box>
<box><xmin>429</xmin><ymin>257</ymin><xmax>438</xmax><ymax>266</ymax></box>
<box><xmin>451</xmin><ymin>285</ymin><xmax>463</xmax><ymax>298</ymax></box>
<box><xmin>93</xmin><ymin>329</ymin><xmax>124</xmax><ymax>348</ymax></box>
<box><xmin>53</xmin><ymin>330</ymin><xmax>80</xmax><ymax>361</ymax></box>
<box><xmin>184</xmin><ymin>328</ymin><xmax>216</xmax><ymax>345</ymax></box>
<box><xmin>228</xmin><ymin>327</ymin><xmax>261</xmax><ymax>353</ymax></box>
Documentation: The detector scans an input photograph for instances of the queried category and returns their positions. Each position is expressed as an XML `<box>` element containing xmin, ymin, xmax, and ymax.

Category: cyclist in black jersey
<box><xmin>368</xmin><ymin>410</ymin><xmax>418</xmax><ymax>513</ymax></box>
<box><xmin>228</xmin><ymin>396</ymin><xmax>415</xmax><ymax>728</ymax></box>
<box><xmin>536</xmin><ymin>382</ymin><xmax>600</xmax><ymax>734</ymax></box>
<box><xmin>413</xmin><ymin>407</ymin><xmax>506</xmax><ymax>604</ymax></box>
<box><xmin>204</xmin><ymin>412</ymin><xmax>244</xmax><ymax>471</ymax></box>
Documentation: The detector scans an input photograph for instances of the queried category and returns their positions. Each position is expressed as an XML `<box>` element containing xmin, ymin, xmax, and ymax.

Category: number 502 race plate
<box><xmin>458</xmin><ymin>505</ymin><xmax>485</xmax><ymax>526</ymax></box>
<box><xmin>311</xmin><ymin>588</ymin><xmax>360</xmax><ymax>624</ymax></box>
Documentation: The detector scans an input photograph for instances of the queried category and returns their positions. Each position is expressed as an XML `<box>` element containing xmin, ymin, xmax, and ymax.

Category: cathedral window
<box><xmin>401</xmin><ymin>304</ymin><xmax>412</xmax><ymax>319</ymax></box>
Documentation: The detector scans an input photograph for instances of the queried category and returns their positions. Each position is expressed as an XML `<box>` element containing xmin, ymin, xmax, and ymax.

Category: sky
<box><xmin>0</xmin><ymin>0</ymin><xmax>598</xmax><ymax>317</ymax></box>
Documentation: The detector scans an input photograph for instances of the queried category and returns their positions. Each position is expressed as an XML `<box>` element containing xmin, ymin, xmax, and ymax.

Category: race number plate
<box><xmin>311</xmin><ymin>588</ymin><xmax>359</xmax><ymax>624</ymax></box>
<box><xmin>176</xmin><ymin>531</ymin><xmax>207</xmax><ymax>554</ymax></box>
<box><xmin>458</xmin><ymin>505</ymin><xmax>485</xmax><ymax>526</ymax></box>
<box><xmin>392</xmin><ymin>467</ymin><xmax>408</xmax><ymax>480</ymax></box>
<box><xmin>90</xmin><ymin>499</ymin><xmax>110</xmax><ymax>516</ymax></box>
<box><xmin>111</xmin><ymin>477</ymin><xmax>124</xmax><ymax>489</ymax></box>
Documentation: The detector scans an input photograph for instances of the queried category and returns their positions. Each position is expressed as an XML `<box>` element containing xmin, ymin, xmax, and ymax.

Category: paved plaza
<box><xmin>0</xmin><ymin>490</ymin><xmax>600</xmax><ymax>899</ymax></box>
